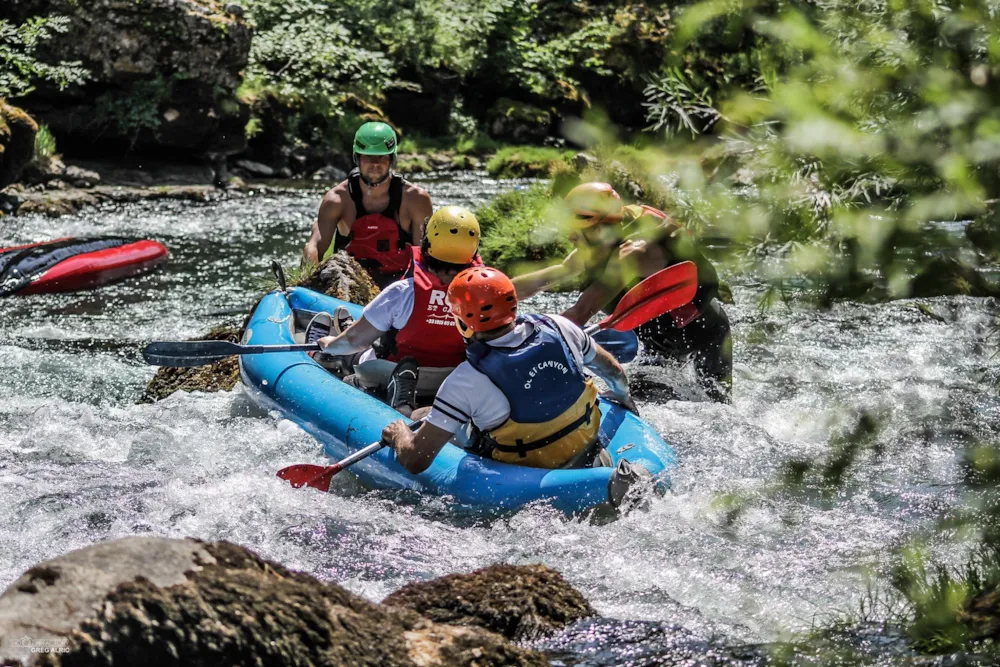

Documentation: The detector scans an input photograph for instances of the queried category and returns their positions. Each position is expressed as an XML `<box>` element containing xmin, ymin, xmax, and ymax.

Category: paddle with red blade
<box><xmin>584</xmin><ymin>261</ymin><xmax>697</xmax><ymax>335</ymax></box>
<box><xmin>277</xmin><ymin>421</ymin><xmax>424</xmax><ymax>492</ymax></box>
<box><xmin>277</xmin><ymin>261</ymin><xmax>699</xmax><ymax>492</ymax></box>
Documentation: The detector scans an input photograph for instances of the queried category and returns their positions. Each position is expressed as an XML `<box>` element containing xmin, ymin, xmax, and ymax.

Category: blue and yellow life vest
<box><xmin>466</xmin><ymin>315</ymin><xmax>600</xmax><ymax>468</ymax></box>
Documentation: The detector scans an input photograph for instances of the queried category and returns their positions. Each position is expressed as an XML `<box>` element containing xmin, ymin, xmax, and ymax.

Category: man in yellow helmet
<box><xmin>313</xmin><ymin>206</ymin><xmax>483</xmax><ymax>413</ymax></box>
<box><xmin>512</xmin><ymin>182</ymin><xmax>732</xmax><ymax>403</ymax></box>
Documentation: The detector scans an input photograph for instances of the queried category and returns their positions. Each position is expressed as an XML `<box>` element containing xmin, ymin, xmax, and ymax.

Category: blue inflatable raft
<box><xmin>241</xmin><ymin>286</ymin><xmax>678</xmax><ymax>514</ymax></box>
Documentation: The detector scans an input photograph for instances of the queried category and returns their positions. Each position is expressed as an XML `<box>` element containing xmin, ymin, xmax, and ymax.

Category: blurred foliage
<box><xmin>30</xmin><ymin>123</ymin><xmax>56</xmax><ymax>162</ymax></box>
<box><xmin>572</xmin><ymin>0</ymin><xmax>1000</xmax><ymax>659</ymax></box>
<box><xmin>485</xmin><ymin>145</ymin><xmax>577</xmax><ymax>178</ymax></box>
<box><xmin>0</xmin><ymin>16</ymin><xmax>87</xmax><ymax>99</ymax></box>
<box><xmin>475</xmin><ymin>183</ymin><xmax>577</xmax><ymax>281</ymax></box>
<box><xmin>559</xmin><ymin>0</ymin><xmax>1000</xmax><ymax>304</ymax></box>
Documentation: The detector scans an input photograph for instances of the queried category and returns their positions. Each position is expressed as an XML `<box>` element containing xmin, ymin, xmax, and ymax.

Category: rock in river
<box><xmin>383</xmin><ymin>563</ymin><xmax>596</xmax><ymax>641</ymax></box>
<box><xmin>0</xmin><ymin>537</ymin><xmax>555</xmax><ymax>666</ymax></box>
<box><xmin>0</xmin><ymin>101</ymin><xmax>38</xmax><ymax>190</ymax></box>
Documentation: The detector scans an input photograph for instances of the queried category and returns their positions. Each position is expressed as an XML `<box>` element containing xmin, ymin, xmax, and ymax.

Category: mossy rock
<box><xmin>485</xmin><ymin>146</ymin><xmax>575</xmax><ymax>179</ymax></box>
<box><xmin>383</xmin><ymin>564</ymin><xmax>595</xmax><ymax>642</ymax></box>
<box><xmin>0</xmin><ymin>102</ymin><xmax>38</xmax><ymax>189</ymax></box>
<box><xmin>3</xmin><ymin>0</ymin><xmax>251</xmax><ymax>158</ymax></box>
<box><xmin>396</xmin><ymin>153</ymin><xmax>434</xmax><ymax>174</ymax></box>
<box><xmin>0</xmin><ymin>537</ymin><xmax>549</xmax><ymax>666</ymax></box>
<box><xmin>294</xmin><ymin>251</ymin><xmax>381</xmax><ymax>306</ymax></box>
<box><xmin>141</xmin><ymin>326</ymin><xmax>242</xmax><ymax>403</ymax></box>
<box><xmin>475</xmin><ymin>184</ymin><xmax>583</xmax><ymax>290</ymax></box>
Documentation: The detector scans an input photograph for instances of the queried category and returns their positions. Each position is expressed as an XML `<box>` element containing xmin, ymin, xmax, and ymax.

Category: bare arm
<box><xmin>562</xmin><ymin>280</ymin><xmax>618</xmax><ymax>326</ymax></box>
<box><xmin>304</xmin><ymin>190</ymin><xmax>346</xmax><ymax>265</ymax></box>
<box><xmin>405</xmin><ymin>187</ymin><xmax>433</xmax><ymax>248</ymax></box>
<box><xmin>586</xmin><ymin>343</ymin><xmax>638</xmax><ymax>413</ymax></box>
<box><xmin>317</xmin><ymin>316</ymin><xmax>384</xmax><ymax>355</ymax></box>
<box><xmin>382</xmin><ymin>419</ymin><xmax>453</xmax><ymax>475</ymax></box>
<box><xmin>511</xmin><ymin>249</ymin><xmax>582</xmax><ymax>300</ymax></box>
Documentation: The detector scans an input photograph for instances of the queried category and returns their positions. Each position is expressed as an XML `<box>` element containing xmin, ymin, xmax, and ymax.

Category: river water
<box><xmin>1</xmin><ymin>172</ymin><xmax>997</xmax><ymax>664</ymax></box>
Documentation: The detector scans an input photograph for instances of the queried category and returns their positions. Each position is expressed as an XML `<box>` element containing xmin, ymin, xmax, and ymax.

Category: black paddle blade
<box><xmin>142</xmin><ymin>340</ymin><xmax>241</xmax><ymax>367</ymax></box>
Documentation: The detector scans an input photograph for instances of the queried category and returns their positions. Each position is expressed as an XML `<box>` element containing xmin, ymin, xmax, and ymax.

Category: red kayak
<box><xmin>0</xmin><ymin>237</ymin><xmax>169</xmax><ymax>296</ymax></box>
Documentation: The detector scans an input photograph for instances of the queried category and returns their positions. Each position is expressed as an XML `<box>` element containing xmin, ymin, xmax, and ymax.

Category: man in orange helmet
<box><xmin>511</xmin><ymin>182</ymin><xmax>732</xmax><ymax>403</ymax></box>
<box><xmin>381</xmin><ymin>266</ymin><xmax>636</xmax><ymax>474</ymax></box>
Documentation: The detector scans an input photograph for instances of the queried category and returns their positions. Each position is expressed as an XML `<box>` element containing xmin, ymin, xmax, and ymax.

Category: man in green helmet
<box><xmin>304</xmin><ymin>122</ymin><xmax>433</xmax><ymax>286</ymax></box>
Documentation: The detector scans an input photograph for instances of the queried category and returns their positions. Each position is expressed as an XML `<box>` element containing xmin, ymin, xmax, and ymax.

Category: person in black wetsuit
<box><xmin>511</xmin><ymin>182</ymin><xmax>732</xmax><ymax>403</ymax></box>
<box><xmin>303</xmin><ymin>122</ymin><xmax>433</xmax><ymax>287</ymax></box>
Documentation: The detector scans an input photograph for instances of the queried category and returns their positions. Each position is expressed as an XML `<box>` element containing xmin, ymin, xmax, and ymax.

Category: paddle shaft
<box><xmin>281</xmin><ymin>419</ymin><xmax>426</xmax><ymax>490</ymax></box>
<box><xmin>327</xmin><ymin>439</ymin><xmax>387</xmax><ymax>475</ymax></box>
<box><xmin>235</xmin><ymin>343</ymin><xmax>318</xmax><ymax>354</ymax></box>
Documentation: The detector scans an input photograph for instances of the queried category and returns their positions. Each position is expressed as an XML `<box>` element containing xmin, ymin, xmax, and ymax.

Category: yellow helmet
<box><xmin>564</xmin><ymin>182</ymin><xmax>624</xmax><ymax>228</ymax></box>
<box><xmin>424</xmin><ymin>206</ymin><xmax>481</xmax><ymax>265</ymax></box>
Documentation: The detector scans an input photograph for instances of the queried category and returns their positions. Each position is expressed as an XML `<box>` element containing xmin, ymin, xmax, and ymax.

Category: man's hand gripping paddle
<box><xmin>277</xmin><ymin>261</ymin><xmax>698</xmax><ymax>492</ymax></box>
<box><xmin>276</xmin><ymin>421</ymin><xmax>423</xmax><ymax>492</ymax></box>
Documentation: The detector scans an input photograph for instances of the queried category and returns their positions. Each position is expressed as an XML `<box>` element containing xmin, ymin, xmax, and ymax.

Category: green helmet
<box><xmin>353</xmin><ymin>122</ymin><xmax>397</xmax><ymax>161</ymax></box>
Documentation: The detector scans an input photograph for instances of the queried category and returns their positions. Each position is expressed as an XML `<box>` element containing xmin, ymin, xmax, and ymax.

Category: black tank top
<box><xmin>347</xmin><ymin>168</ymin><xmax>409</xmax><ymax>236</ymax></box>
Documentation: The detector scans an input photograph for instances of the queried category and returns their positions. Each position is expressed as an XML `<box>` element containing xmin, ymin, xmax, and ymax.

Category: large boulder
<box><xmin>383</xmin><ymin>564</ymin><xmax>596</xmax><ymax>641</ymax></box>
<box><xmin>0</xmin><ymin>101</ymin><xmax>38</xmax><ymax>189</ymax></box>
<box><xmin>0</xmin><ymin>537</ymin><xmax>547</xmax><ymax>666</ymax></box>
<box><xmin>0</xmin><ymin>0</ymin><xmax>251</xmax><ymax>160</ymax></box>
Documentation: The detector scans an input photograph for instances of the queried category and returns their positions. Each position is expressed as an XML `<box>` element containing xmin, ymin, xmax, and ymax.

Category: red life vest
<box><xmin>343</xmin><ymin>169</ymin><xmax>412</xmax><ymax>276</ymax></box>
<box><xmin>386</xmin><ymin>247</ymin><xmax>482</xmax><ymax>368</ymax></box>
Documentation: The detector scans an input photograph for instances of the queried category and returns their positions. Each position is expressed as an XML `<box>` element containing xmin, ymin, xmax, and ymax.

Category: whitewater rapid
<box><xmin>1</xmin><ymin>173</ymin><xmax>996</xmax><ymax>662</ymax></box>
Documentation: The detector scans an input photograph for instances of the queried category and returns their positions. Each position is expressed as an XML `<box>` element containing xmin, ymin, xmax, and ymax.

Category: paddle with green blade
<box><xmin>275</xmin><ymin>260</ymin><xmax>699</xmax><ymax>492</ymax></box>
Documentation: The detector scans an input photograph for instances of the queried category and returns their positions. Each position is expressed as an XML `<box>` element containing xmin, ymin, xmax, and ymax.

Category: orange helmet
<box><xmin>447</xmin><ymin>267</ymin><xmax>518</xmax><ymax>337</ymax></box>
<box><xmin>565</xmin><ymin>182</ymin><xmax>624</xmax><ymax>228</ymax></box>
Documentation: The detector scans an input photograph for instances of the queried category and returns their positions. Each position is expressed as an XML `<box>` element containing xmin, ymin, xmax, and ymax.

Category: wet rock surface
<box><xmin>295</xmin><ymin>251</ymin><xmax>382</xmax><ymax>306</ymax></box>
<box><xmin>0</xmin><ymin>537</ymin><xmax>548</xmax><ymax>667</ymax></box>
<box><xmin>141</xmin><ymin>326</ymin><xmax>242</xmax><ymax>403</ymax></box>
<box><xmin>13</xmin><ymin>184</ymin><xmax>222</xmax><ymax>217</ymax></box>
<box><xmin>383</xmin><ymin>563</ymin><xmax>595</xmax><ymax>641</ymax></box>
<box><xmin>0</xmin><ymin>102</ymin><xmax>38</xmax><ymax>191</ymax></box>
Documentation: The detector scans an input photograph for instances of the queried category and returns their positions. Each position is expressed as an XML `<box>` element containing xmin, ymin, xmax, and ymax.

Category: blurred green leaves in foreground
<box><xmin>561</xmin><ymin>0</ymin><xmax>1000</xmax><ymax>306</ymax></box>
<box><xmin>609</xmin><ymin>0</ymin><xmax>1000</xmax><ymax>657</ymax></box>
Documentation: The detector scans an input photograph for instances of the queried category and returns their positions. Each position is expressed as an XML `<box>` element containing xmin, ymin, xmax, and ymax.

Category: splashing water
<box><xmin>0</xmin><ymin>173</ymin><xmax>997</xmax><ymax>663</ymax></box>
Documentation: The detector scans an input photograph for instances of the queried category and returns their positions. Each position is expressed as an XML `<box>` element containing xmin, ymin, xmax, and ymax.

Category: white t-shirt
<box><xmin>362</xmin><ymin>278</ymin><xmax>415</xmax><ymax>332</ymax></box>
<box><xmin>356</xmin><ymin>278</ymin><xmax>415</xmax><ymax>363</ymax></box>
<box><xmin>426</xmin><ymin>315</ymin><xmax>597</xmax><ymax>434</ymax></box>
